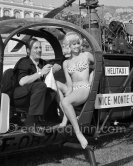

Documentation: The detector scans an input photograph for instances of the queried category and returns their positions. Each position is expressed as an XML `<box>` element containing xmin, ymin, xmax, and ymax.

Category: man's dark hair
<box><xmin>27</xmin><ymin>38</ymin><xmax>38</xmax><ymax>49</ymax></box>
<box><xmin>26</xmin><ymin>38</ymin><xmax>39</xmax><ymax>56</ymax></box>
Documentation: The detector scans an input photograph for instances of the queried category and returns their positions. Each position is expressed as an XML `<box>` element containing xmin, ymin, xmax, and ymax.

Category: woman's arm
<box><xmin>86</xmin><ymin>52</ymin><xmax>94</xmax><ymax>63</ymax></box>
<box><xmin>82</xmin><ymin>52</ymin><xmax>94</xmax><ymax>64</ymax></box>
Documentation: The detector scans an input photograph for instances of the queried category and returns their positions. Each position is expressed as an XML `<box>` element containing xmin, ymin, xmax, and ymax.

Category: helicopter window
<box><xmin>3</xmin><ymin>35</ymin><xmax>27</xmax><ymax>72</ymax></box>
<box><xmin>39</xmin><ymin>38</ymin><xmax>55</xmax><ymax>60</ymax></box>
<box><xmin>3</xmin><ymin>34</ymin><xmax>55</xmax><ymax>72</ymax></box>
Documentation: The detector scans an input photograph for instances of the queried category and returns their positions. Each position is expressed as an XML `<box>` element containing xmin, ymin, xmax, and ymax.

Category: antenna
<box><xmin>79</xmin><ymin>0</ymin><xmax>82</xmax><ymax>27</ymax></box>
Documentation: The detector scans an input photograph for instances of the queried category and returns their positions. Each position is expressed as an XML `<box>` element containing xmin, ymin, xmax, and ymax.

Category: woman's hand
<box><xmin>41</xmin><ymin>64</ymin><xmax>53</xmax><ymax>76</ymax></box>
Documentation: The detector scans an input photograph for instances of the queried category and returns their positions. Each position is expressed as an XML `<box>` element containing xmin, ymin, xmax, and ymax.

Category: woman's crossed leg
<box><xmin>57</xmin><ymin>81</ymin><xmax>90</xmax><ymax>149</ymax></box>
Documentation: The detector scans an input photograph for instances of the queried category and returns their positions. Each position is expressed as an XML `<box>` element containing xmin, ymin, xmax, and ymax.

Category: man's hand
<box><xmin>41</xmin><ymin>64</ymin><xmax>53</xmax><ymax>76</ymax></box>
<box><xmin>52</xmin><ymin>63</ymin><xmax>61</xmax><ymax>73</ymax></box>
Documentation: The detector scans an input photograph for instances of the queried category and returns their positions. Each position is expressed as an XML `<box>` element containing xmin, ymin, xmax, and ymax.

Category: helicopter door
<box><xmin>0</xmin><ymin>35</ymin><xmax>10</xmax><ymax>133</ymax></box>
<box><xmin>0</xmin><ymin>93</ymin><xmax>10</xmax><ymax>133</ymax></box>
<box><xmin>0</xmin><ymin>35</ymin><xmax>4</xmax><ymax>88</ymax></box>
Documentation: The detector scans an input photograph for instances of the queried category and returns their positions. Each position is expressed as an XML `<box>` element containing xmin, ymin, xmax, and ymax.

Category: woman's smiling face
<box><xmin>70</xmin><ymin>39</ymin><xmax>81</xmax><ymax>54</ymax></box>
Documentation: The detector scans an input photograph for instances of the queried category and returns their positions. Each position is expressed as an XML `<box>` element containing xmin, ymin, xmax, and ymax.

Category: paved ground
<box><xmin>1</xmin><ymin>131</ymin><xmax>133</xmax><ymax>166</ymax></box>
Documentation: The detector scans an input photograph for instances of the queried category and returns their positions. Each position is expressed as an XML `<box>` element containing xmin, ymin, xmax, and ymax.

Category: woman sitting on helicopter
<box><xmin>56</xmin><ymin>32</ymin><xmax>94</xmax><ymax>149</ymax></box>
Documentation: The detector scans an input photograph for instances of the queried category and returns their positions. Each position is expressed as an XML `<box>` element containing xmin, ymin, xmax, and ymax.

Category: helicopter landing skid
<box><xmin>63</xmin><ymin>142</ymin><xmax>97</xmax><ymax>166</ymax></box>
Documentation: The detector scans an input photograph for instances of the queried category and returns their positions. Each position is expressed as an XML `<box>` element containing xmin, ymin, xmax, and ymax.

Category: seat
<box><xmin>1</xmin><ymin>68</ymin><xmax>16</xmax><ymax>104</ymax></box>
<box><xmin>1</xmin><ymin>68</ymin><xmax>29</xmax><ymax>106</ymax></box>
<box><xmin>1</xmin><ymin>68</ymin><xmax>29</xmax><ymax>124</ymax></box>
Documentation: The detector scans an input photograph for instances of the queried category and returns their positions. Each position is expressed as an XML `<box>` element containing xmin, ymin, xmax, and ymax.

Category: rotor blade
<box><xmin>11</xmin><ymin>35</ymin><xmax>31</xmax><ymax>52</ymax></box>
<box><xmin>45</xmin><ymin>7</ymin><xmax>64</xmax><ymax>18</ymax></box>
<box><xmin>45</xmin><ymin>0</ymin><xmax>76</xmax><ymax>18</ymax></box>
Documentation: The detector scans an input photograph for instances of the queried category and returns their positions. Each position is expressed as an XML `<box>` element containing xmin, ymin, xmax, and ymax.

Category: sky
<box><xmin>99</xmin><ymin>0</ymin><xmax>133</xmax><ymax>7</ymax></box>
<box><xmin>75</xmin><ymin>0</ymin><xmax>133</xmax><ymax>7</ymax></box>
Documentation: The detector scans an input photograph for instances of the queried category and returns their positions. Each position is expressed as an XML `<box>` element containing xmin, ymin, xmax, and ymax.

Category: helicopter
<box><xmin>0</xmin><ymin>0</ymin><xmax>133</xmax><ymax>166</ymax></box>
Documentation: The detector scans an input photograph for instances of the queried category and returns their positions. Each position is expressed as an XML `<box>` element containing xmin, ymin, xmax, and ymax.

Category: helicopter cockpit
<box><xmin>0</xmin><ymin>18</ymin><xmax>102</xmax><ymax>132</ymax></box>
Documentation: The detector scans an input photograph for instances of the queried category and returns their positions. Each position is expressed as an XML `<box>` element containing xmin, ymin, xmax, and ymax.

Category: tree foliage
<box><xmin>55</xmin><ymin>11</ymin><xmax>86</xmax><ymax>27</ymax></box>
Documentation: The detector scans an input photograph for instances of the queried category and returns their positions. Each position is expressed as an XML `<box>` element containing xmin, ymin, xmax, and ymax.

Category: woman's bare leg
<box><xmin>56</xmin><ymin>81</ymin><xmax>68</xmax><ymax>126</ymax></box>
<box><xmin>62</xmin><ymin>98</ymin><xmax>88</xmax><ymax>149</ymax></box>
<box><xmin>61</xmin><ymin>88</ymin><xmax>89</xmax><ymax>149</ymax></box>
<box><xmin>58</xmin><ymin>90</ymin><xmax>68</xmax><ymax>127</ymax></box>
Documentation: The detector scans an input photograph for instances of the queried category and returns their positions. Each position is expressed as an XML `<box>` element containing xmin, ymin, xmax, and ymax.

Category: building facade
<box><xmin>0</xmin><ymin>0</ymin><xmax>65</xmax><ymax>18</ymax></box>
<box><xmin>0</xmin><ymin>0</ymin><xmax>65</xmax><ymax>70</ymax></box>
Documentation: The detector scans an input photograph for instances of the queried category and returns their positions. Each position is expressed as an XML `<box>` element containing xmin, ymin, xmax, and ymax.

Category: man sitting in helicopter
<box><xmin>13</xmin><ymin>38</ymin><xmax>61</xmax><ymax>131</ymax></box>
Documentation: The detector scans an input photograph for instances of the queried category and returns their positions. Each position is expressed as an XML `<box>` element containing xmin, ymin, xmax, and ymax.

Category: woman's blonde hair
<box><xmin>63</xmin><ymin>32</ymin><xmax>82</xmax><ymax>55</ymax></box>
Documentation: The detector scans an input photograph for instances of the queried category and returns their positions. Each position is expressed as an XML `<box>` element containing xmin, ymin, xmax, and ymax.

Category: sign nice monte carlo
<box><xmin>95</xmin><ymin>66</ymin><xmax>132</xmax><ymax>109</ymax></box>
<box><xmin>95</xmin><ymin>93</ymin><xmax>133</xmax><ymax>109</ymax></box>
